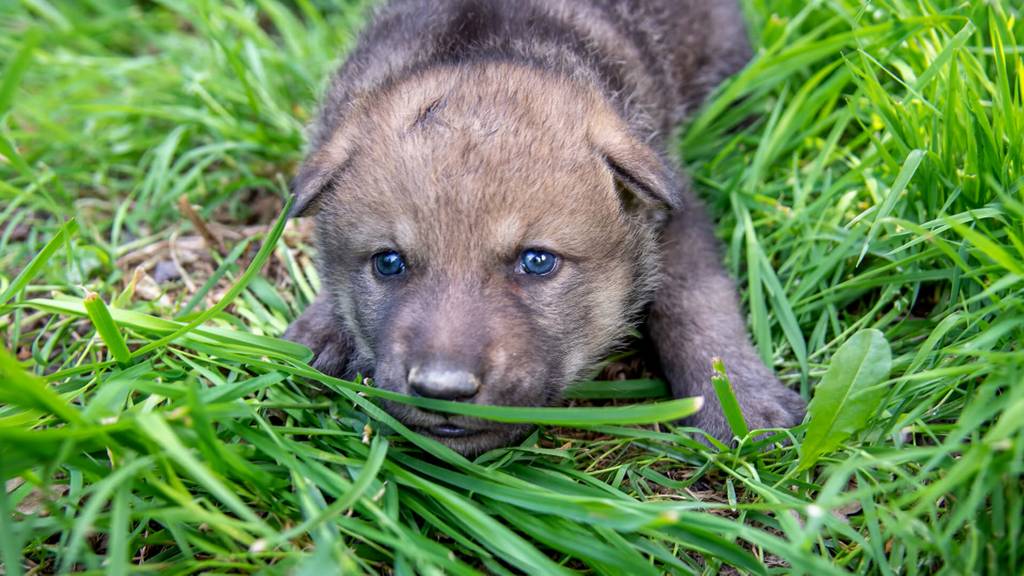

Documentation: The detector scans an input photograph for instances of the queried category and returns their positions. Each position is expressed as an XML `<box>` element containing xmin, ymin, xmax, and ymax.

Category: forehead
<box><xmin>323</xmin><ymin>65</ymin><xmax>626</xmax><ymax>258</ymax></box>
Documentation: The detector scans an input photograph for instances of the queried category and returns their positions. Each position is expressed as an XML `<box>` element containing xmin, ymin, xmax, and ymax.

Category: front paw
<box><xmin>284</xmin><ymin>295</ymin><xmax>353</xmax><ymax>377</ymax></box>
<box><xmin>737</xmin><ymin>381</ymin><xmax>805</xmax><ymax>434</ymax></box>
<box><xmin>688</xmin><ymin>376</ymin><xmax>805</xmax><ymax>442</ymax></box>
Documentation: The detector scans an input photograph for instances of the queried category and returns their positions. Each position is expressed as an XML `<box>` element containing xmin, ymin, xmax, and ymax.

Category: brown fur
<box><xmin>286</xmin><ymin>0</ymin><xmax>805</xmax><ymax>455</ymax></box>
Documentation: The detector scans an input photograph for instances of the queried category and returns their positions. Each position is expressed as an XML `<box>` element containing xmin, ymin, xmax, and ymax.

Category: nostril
<box><xmin>407</xmin><ymin>365</ymin><xmax>481</xmax><ymax>401</ymax></box>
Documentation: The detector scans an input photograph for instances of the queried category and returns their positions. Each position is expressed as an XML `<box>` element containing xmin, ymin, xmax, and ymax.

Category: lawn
<box><xmin>1</xmin><ymin>0</ymin><xmax>1022</xmax><ymax>574</ymax></box>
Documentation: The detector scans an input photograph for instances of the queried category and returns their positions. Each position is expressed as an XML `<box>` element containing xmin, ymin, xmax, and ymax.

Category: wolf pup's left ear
<box><xmin>588</xmin><ymin>113</ymin><xmax>680</xmax><ymax>212</ymax></box>
<box><xmin>289</xmin><ymin>119</ymin><xmax>360</xmax><ymax>218</ymax></box>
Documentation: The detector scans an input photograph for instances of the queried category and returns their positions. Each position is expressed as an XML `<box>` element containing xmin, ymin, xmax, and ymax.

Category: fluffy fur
<box><xmin>286</xmin><ymin>0</ymin><xmax>805</xmax><ymax>454</ymax></box>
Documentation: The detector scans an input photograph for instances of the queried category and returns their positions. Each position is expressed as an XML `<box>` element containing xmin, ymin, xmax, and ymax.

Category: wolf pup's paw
<box><xmin>283</xmin><ymin>295</ymin><xmax>352</xmax><ymax>377</ymax></box>
<box><xmin>689</xmin><ymin>374</ymin><xmax>806</xmax><ymax>443</ymax></box>
<box><xmin>737</xmin><ymin>380</ymin><xmax>806</xmax><ymax>434</ymax></box>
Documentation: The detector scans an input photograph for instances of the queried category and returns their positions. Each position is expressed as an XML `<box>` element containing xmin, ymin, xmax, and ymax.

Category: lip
<box><xmin>423</xmin><ymin>424</ymin><xmax>481</xmax><ymax>438</ymax></box>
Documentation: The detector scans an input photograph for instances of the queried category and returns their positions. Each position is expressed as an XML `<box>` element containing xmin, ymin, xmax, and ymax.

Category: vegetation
<box><xmin>1</xmin><ymin>0</ymin><xmax>1022</xmax><ymax>573</ymax></box>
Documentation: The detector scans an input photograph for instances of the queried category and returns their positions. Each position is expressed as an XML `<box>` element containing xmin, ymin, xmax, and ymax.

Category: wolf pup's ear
<box><xmin>290</xmin><ymin>153</ymin><xmax>342</xmax><ymax>218</ymax></box>
<box><xmin>289</xmin><ymin>120</ymin><xmax>360</xmax><ymax>218</ymax></box>
<box><xmin>588</xmin><ymin>114</ymin><xmax>680</xmax><ymax>212</ymax></box>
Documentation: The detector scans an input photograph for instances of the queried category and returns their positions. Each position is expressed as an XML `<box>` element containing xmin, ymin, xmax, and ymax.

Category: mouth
<box><xmin>420</xmin><ymin>423</ymin><xmax>482</xmax><ymax>439</ymax></box>
<box><xmin>381</xmin><ymin>400</ymin><xmax>533</xmax><ymax>454</ymax></box>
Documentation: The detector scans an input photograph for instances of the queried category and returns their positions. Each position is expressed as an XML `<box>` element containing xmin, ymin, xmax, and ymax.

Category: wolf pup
<box><xmin>285</xmin><ymin>0</ymin><xmax>806</xmax><ymax>455</ymax></box>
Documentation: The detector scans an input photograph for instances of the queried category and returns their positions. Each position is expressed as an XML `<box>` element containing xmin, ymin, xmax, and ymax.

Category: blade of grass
<box><xmin>393</xmin><ymin>469</ymin><xmax>574</xmax><ymax>576</ymax></box>
<box><xmin>711</xmin><ymin>358</ymin><xmax>749</xmax><ymax>439</ymax></box>
<box><xmin>858</xmin><ymin>149</ymin><xmax>925</xmax><ymax>265</ymax></box>
<box><xmin>261</xmin><ymin>435</ymin><xmax>389</xmax><ymax>550</ymax></box>
<box><xmin>136</xmin><ymin>413</ymin><xmax>274</xmax><ymax>538</ymax></box>
<box><xmin>0</xmin><ymin>345</ymin><xmax>86</xmax><ymax>426</ymax></box>
<box><xmin>60</xmin><ymin>457</ymin><xmax>154</xmax><ymax>572</ymax></box>
<box><xmin>0</xmin><ymin>218</ymin><xmax>78</xmax><ymax>311</ymax></box>
<box><xmin>129</xmin><ymin>197</ymin><xmax>292</xmax><ymax>359</ymax></box>
<box><xmin>0</xmin><ymin>464</ymin><xmax>24</xmax><ymax>576</ymax></box>
<box><xmin>83</xmin><ymin>292</ymin><xmax>132</xmax><ymax>367</ymax></box>
<box><xmin>564</xmin><ymin>379</ymin><xmax>668</xmax><ymax>400</ymax></box>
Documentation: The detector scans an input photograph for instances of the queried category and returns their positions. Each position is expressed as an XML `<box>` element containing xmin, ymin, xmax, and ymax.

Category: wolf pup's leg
<box><xmin>649</xmin><ymin>187</ymin><xmax>805</xmax><ymax>441</ymax></box>
<box><xmin>284</xmin><ymin>294</ymin><xmax>354</xmax><ymax>378</ymax></box>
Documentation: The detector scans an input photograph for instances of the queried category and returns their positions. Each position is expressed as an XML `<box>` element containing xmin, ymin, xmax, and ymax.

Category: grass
<box><xmin>1</xmin><ymin>0</ymin><xmax>1022</xmax><ymax>573</ymax></box>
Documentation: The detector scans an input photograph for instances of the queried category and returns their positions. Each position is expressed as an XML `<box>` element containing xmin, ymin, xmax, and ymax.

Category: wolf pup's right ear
<box><xmin>289</xmin><ymin>120</ymin><xmax>360</xmax><ymax>218</ymax></box>
<box><xmin>290</xmin><ymin>153</ymin><xmax>342</xmax><ymax>218</ymax></box>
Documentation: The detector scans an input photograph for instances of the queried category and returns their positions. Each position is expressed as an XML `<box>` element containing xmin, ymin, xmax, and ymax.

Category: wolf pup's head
<box><xmin>292</xmin><ymin>64</ymin><xmax>677</xmax><ymax>454</ymax></box>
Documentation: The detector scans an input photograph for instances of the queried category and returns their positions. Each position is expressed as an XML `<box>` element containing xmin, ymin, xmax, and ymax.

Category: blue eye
<box><xmin>373</xmin><ymin>251</ymin><xmax>407</xmax><ymax>277</ymax></box>
<box><xmin>519</xmin><ymin>249</ymin><xmax>558</xmax><ymax>276</ymax></box>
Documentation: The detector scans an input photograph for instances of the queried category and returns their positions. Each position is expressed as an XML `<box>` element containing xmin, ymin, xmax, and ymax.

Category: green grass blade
<box><xmin>263</xmin><ymin>435</ymin><xmax>389</xmax><ymax>550</ymax></box>
<box><xmin>0</xmin><ymin>466</ymin><xmax>24</xmax><ymax>576</ymax></box>
<box><xmin>137</xmin><ymin>413</ymin><xmax>274</xmax><ymax>538</ymax></box>
<box><xmin>83</xmin><ymin>292</ymin><xmax>132</xmax><ymax>367</ymax></box>
<box><xmin>0</xmin><ymin>345</ymin><xmax>86</xmax><ymax>426</ymax></box>
<box><xmin>948</xmin><ymin>217</ymin><xmax>1024</xmax><ymax>276</ymax></box>
<box><xmin>393</xmin><ymin>470</ymin><xmax>574</xmax><ymax>576</ymax></box>
<box><xmin>0</xmin><ymin>27</ymin><xmax>41</xmax><ymax>116</ymax></box>
<box><xmin>858</xmin><ymin>149</ymin><xmax>925</xmax><ymax>265</ymax></box>
<box><xmin>60</xmin><ymin>457</ymin><xmax>154</xmax><ymax>572</ymax></box>
<box><xmin>564</xmin><ymin>378</ymin><xmax>668</xmax><ymax>399</ymax></box>
<box><xmin>711</xmin><ymin>358</ymin><xmax>749</xmax><ymax>439</ymax></box>
<box><xmin>0</xmin><ymin>218</ymin><xmax>78</xmax><ymax>311</ymax></box>
<box><xmin>129</xmin><ymin>197</ymin><xmax>292</xmax><ymax>358</ymax></box>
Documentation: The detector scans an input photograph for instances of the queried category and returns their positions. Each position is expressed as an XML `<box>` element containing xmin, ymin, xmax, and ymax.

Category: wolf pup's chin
<box><xmin>285</xmin><ymin>0</ymin><xmax>806</xmax><ymax>456</ymax></box>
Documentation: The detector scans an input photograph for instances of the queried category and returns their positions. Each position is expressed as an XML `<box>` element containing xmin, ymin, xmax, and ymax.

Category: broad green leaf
<box><xmin>799</xmin><ymin>330</ymin><xmax>892</xmax><ymax>469</ymax></box>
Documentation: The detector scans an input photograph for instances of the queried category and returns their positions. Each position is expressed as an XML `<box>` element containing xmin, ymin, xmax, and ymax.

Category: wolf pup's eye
<box><xmin>518</xmin><ymin>249</ymin><xmax>558</xmax><ymax>276</ymax></box>
<box><xmin>373</xmin><ymin>251</ymin><xmax>407</xmax><ymax>277</ymax></box>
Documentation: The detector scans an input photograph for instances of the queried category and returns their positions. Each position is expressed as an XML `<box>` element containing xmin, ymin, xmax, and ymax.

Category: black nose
<box><xmin>407</xmin><ymin>365</ymin><xmax>481</xmax><ymax>401</ymax></box>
